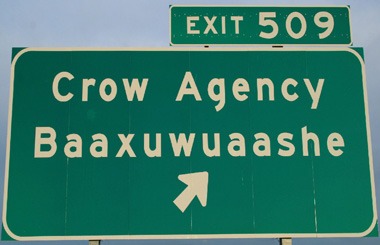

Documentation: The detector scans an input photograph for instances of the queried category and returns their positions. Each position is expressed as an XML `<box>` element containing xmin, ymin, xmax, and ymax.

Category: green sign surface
<box><xmin>170</xmin><ymin>6</ymin><xmax>352</xmax><ymax>45</ymax></box>
<box><xmin>2</xmin><ymin>48</ymin><xmax>376</xmax><ymax>241</ymax></box>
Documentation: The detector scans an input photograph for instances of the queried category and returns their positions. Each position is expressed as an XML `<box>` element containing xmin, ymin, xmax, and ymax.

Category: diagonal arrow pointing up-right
<box><xmin>173</xmin><ymin>171</ymin><xmax>209</xmax><ymax>213</ymax></box>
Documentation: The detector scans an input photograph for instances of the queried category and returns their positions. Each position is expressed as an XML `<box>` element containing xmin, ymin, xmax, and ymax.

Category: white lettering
<box><xmin>34</xmin><ymin>127</ymin><xmax>57</xmax><ymax>158</ymax></box>
<box><xmin>327</xmin><ymin>133</ymin><xmax>345</xmax><ymax>156</ymax></box>
<box><xmin>122</xmin><ymin>78</ymin><xmax>149</xmax><ymax>101</ymax></box>
<box><xmin>82</xmin><ymin>78</ymin><xmax>96</xmax><ymax>102</ymax></box>
<box><xmin>144</xmin><ymin>133</ymin><xmax>161</xmax><ymax>157</ymax></box>
<box><xmin>204</xmin><ymin>16</ymin><xmax>217</xmax><ymax>34</ymax></box>
<box><xmin>99</xmin><ymin>78</ymin><xmax>117</xmax><ymax>102</ymax></box>
<box><xmin>116</xmin><ymin>134</ymin><xmax>136</xmax><ymax>157</ymax></box>
<box><xmin>302</xmin><ymin>126</ymin><xmax>320</xmax><ymax>156</ymax></box>
<box><xmin>233</xmin><ymin>78</ymin><xmax>249</xmax><ymax>101</ymax></box>
<box><xmin>278</xmin><ymin>133</ymin><xmax>295</xmax><ymax>157</ymax></box>
<box><xmin>228</xmin><ymin>133</ymin><xmax>246</xmax><ymax>157</ymax></box>
<box><xmin>282</xmin><ymin>78</ymin><xmax>299</xmax><ymax>102</ymax></box>
<box><xmin>90</xmin><ymin>133</ymin><xmax>108</xmax><ymax>158</ymax></box>
<box><xmin>304</xmin><ymin>78</ymin><xmax>324</xmax><ymax>109</ymax></box>
<box><xmin>202</xmin><ymin>133</ymin><xmax>220</xmax><ymax>157</ymax></box>
<box><xmin>176</xmin><ymin>71</ymin><xmax>202</xmax><ymax>101</ymax></box>
<box><xmin>169</xmin><ymin>133</ymin><xmax>195</xmax><ymax>157</ymax></box>
<box><xmin>64</xmin><ymin>134</ymin><xmax>82</xmax><ymax>158</ymax></box>
<box><xmin>221</xmin><ymin>16</ymin><xmax>226</xmax><ymax>34</ymax></box>
<box><xmin>257</xmin><ymin>78</ymin><xmax>275</xmax><ymax>101</ymax></box>
<box><xmin>187</xmin><ymin>16</ymin><xmax>200</xmax><ymax>34</ymax></box>
<box><xmin>253</xmin><ymin>133</ymin><xmax>271</xmax><ymax>156</ymax></box>
<box><xmin>231</xmin><ymin>16</ymin><xmax>243</xmax><ymax>34</ymax></box>
<box><xmin>208</xmin><ymin>78</ymin><xmax>225</xmax><ymax>111</ymax></box>
<box><xmin>52</xmin><ymin>71</ymin><xmax>74</xmax><ymax>102</ymax></box>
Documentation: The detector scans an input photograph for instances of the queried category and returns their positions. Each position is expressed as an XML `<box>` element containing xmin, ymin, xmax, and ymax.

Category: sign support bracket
<box><xmin>89</xmin><ymin>240</ymin><xmax>101</xmax><ymax>245</ymax></box>
<box><xmin>279</xmin><ymin>238</ymin><xmax>292</xmax><ymax>245</ymax></box>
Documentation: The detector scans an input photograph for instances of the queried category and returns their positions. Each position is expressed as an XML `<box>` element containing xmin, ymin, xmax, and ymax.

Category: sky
<box><xmin>0</xmin><ymin>0</ymin><xmax>380</xmax><ymax>244</ymax></box>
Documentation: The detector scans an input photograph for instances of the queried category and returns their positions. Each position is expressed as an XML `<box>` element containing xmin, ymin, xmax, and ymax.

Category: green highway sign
<box><xmin>170</xmin><ymin>6</ymin><xmax>352</xmax><ymax>45</ymax></box>
<box><xmin>2</xmin><ymin>48</ymin><xmax>377</xmax><ymax>241</ymax></box>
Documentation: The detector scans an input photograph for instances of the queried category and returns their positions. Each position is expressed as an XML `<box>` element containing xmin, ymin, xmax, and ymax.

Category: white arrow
<box><xmin>173</xmin><ymin>171</ymin><xmax>209</xmax><ymax>213</ymax></box>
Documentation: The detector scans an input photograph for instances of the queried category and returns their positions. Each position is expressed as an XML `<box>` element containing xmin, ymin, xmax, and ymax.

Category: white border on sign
<box><xmin>2</xmin><ymin>47</ymin><xmax>376</xmax><ymax>241</ymax></box>
<box><xmin>168</xmin><ymin>5</ymin><xmax>353</xmax><ymax>46</ymax></box>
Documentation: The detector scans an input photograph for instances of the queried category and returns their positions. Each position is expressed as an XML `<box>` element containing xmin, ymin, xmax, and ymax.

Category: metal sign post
<box><xmin>279</xmin><ymin>238</ymin><xmax>292</xmax><ymax>245</ymax></box>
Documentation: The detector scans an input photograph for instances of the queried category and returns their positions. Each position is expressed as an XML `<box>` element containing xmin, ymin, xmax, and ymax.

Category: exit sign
<box><xmin>2</xmin><ymin>47</ymin><xmax>376</xmax><ymax>241</ymax></box>
<box><xmin>170</xmin><ymin>6</ymin><xmax>352</xmax><ymax>45</ymax></box>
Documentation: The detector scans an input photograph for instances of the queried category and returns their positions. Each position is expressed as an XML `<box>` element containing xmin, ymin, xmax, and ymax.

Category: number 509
<box><xmin>259</xmin><ymin>11</ymin><xmax>334</xmax><ymax>39</ymax></box>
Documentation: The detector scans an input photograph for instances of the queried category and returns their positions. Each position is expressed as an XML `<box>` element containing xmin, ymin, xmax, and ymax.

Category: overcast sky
<box><xmin>0</xmin><ymin>0</ymin><xmax>380</xmax><ymax>245</ymax></box>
